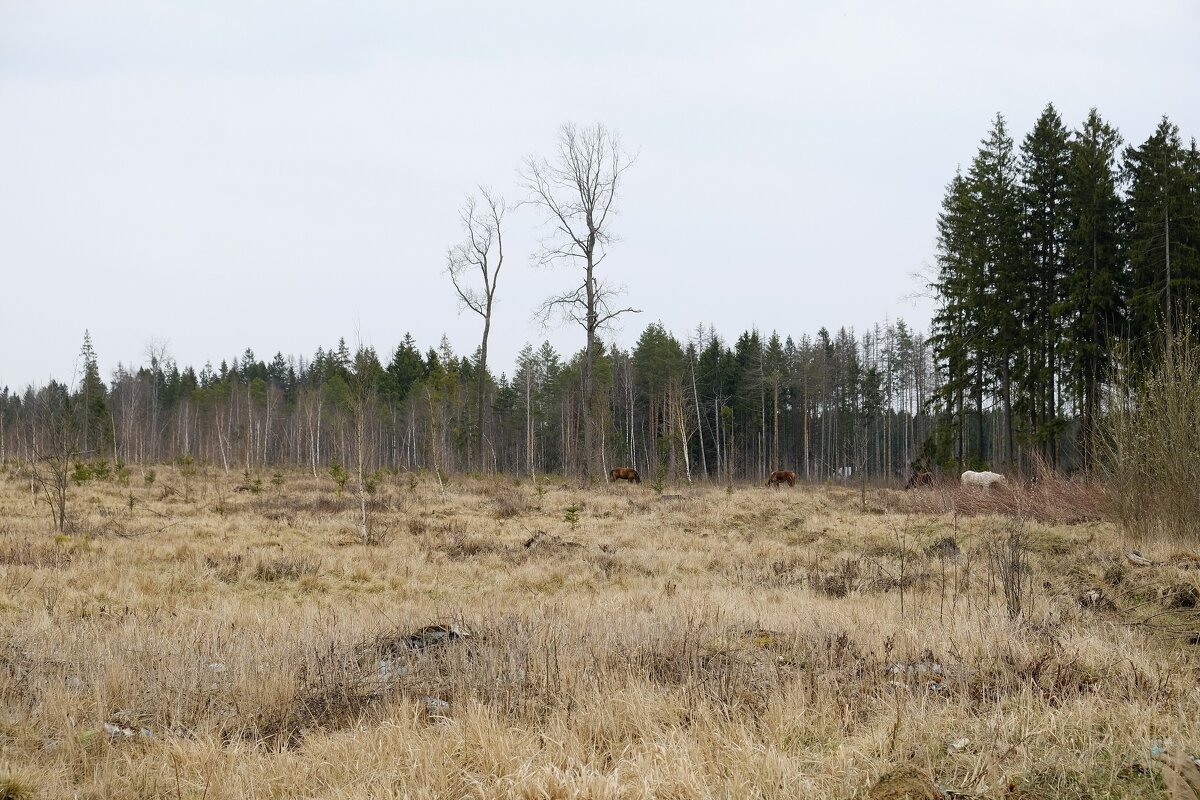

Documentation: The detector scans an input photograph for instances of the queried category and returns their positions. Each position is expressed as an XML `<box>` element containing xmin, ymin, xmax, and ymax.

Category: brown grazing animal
<box><xmin>905</xmin><ymin>470</ymin><xmax>934</xmax><ymax>489</ymax></box>
<box><xmin>766</xmin><ymin>470</ymin><xmax>796</xmax><ymax>487</ymax></box>
<box><xmin>610</xmin><ymin>467</ymin><xmax>641</xmax><ymax>484</ymax></box>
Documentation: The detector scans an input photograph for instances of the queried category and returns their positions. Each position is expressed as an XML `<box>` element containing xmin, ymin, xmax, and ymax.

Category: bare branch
<box><xmin>536</xmin><ymin>285</ymin><xmax>589</xmax><ymax>328</ymax></box>
<box><xmin>596</xmin><ymin>306</ymin><xmax>641</xmax><ymax>328</ymax></box>
<box><xmin>446</xmin><ymin>188</ymin><xmax>506</xmax><ymax>319</ymax></box>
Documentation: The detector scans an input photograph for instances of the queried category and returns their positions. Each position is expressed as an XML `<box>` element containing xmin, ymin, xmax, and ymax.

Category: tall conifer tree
<box><xmin>970</xmin><ymin>114</ymin><xmax>1023</xmax><ymax>466</ymax></box>
<box><xmin>1018</xmin><ymin>103</ymin><xmax>1071</xmax><ymax>465</ymax></box>
<box><xmin>1064</xmin><ymin>109</ymin><xmax>1124</xmax><ymax>469</ymax></box>
<box><xmin>930</xmin><ymin>171</ymin><xmax>978</xmax><ymax>465</ymax></box>
<box><xmin>1124</xmin><ymin>117</ymin><xmax>1200</xmax><ymax>348</ymax></box>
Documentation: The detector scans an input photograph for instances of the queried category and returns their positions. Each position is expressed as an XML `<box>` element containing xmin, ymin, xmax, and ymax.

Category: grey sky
<box><xmin>2</xmin><ymin>1</ymin><xmax>1197</xmax><ymax>390</ymax></box>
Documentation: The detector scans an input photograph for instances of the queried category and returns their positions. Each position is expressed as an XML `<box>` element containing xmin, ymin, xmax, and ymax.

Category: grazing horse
<box><xmin>905</xmin><ymin>470</ymin><xmax>934</xmax><ymax>490</ymax></box>
<box><xmin>766</xmin><ymin>470</ymin><xmax>796</xmax><ymax>487</ymax></box>
<box><xmin>960</xmin><ymin>470</ymin><xmax>1006</xmax><ymax>489</ymax></box>
<box><xmin>610</xmin><ymin>467</ymin><xmax>641</xmax><ymax>484</ymax></box>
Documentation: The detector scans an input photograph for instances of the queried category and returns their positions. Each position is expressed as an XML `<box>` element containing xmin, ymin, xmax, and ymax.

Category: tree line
<box><xmin>0</xmin><ymin>319</ymin><xmax>934</xmax><ymax>485</ymax></box>
<box><xmin>931</xmin><ymin>104</ymin><xmax>1200</xmax><ymax>472</ymax></box>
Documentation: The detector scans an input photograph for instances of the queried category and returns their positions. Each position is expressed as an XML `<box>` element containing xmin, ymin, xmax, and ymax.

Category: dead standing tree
<box><xmin>520</xmin><ymin>122</ymin><xmax>638</xmax><ymax>478</ymax></box>
<box><xmin>446</xmin><ymin>188</ymin><xmax>505</xmax><ymax>475</ymax></box>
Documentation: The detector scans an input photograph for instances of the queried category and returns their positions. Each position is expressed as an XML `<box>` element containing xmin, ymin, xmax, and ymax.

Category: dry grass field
<box><xmin>0</xmin><ymin>463</ymin><xmax>1198</xmax><ymax>799</ymax></box>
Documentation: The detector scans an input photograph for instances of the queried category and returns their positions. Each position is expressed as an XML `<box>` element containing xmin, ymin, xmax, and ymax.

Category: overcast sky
<box><xmin>2</xmin><ymin>1</ymin><xmax>1197</xmax><ymax>391</ymax></box>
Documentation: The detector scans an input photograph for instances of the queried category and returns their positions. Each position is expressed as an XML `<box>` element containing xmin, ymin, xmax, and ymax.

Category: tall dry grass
<box><xmin>0</xmin><ymin>464</ymin><xmax>1195</xmax><ymax>798</ymax></box>
<box><xmin>896</xmin><ymin>464</ymin><xmax>1109</xmax><ymax>525</ymax></box>
<box><xmin>1104</xmin><ymin>329</ymin><xmax>1200</xmax><ymax>543</ymax></box>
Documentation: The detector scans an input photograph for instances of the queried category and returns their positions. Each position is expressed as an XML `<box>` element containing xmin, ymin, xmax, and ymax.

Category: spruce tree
<box><xmin>970</xmin><ymin>113</ymin><xmax>1023</xmax><ymax>466</ymax></box>
<box><xmin>1018</xmin><ymin>103</ymin><xmax>1071</xmax><ymax>466</ymax></box>
<box><xmin>930</xmin><ymin>171</ymin><xmax>980</xmax><ymax>466</ymax></box>
<box><xmin>1064</xmin><ymin>109</ymin><xmax>1124</xmax><ymax>469</ymax></box>
<box><xmin>1124</xmin><ymin>117</ymin><xmax>1200</xmax><ymax>349</ymax></box>
<box><xmin>76</xmin><ymin>330</ymin><xmax>108</xmax><ymax>455</ymax></box>
<box><xmin>386</xmin><ymin>334</ymin><xmax>425</xmax><ymax>404</ymax></box>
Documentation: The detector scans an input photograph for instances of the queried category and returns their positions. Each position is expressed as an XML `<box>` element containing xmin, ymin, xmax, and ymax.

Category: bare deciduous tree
<box><xmin>29</xmin><ymin>385</ymin><xmax>81</xmax><ymax>533</ymax></box>
<box><xmin>520</xmin><ymin>122</ymin><xmax>638</xmax><ymax>477</ymax></box>
<box><xmin>446</xmin><ymin>188</ymin><xmax>505</xmax><ymax>474</ymax></box>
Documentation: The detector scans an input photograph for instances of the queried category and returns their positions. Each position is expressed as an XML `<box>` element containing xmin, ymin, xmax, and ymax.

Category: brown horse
<box><xmin>766</xmin><ymin>470</ymin><xmax>796</xmax><ymax>487</ymax></box>
<box><xmin>905</xmin><ymin>470</ymin><xmax>934</xmax><ymax>489</ymax></box>
<box><xmin>610</xmin><ymin>467</ymin><xmax>641</xmax><ymax>484</ymax></box>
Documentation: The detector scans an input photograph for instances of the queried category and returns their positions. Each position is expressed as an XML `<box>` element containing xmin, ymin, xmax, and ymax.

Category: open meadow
<box><xmin>0</xmin><ymin>464</ymin><xmax>1198</xmax><ymax>799</ymax></box>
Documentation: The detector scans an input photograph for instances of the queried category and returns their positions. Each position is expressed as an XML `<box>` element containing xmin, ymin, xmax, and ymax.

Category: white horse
<box><xmin>960</xmin><ymin>470</ymin><xmax>1006</xmax><ymax>489</ymax></box>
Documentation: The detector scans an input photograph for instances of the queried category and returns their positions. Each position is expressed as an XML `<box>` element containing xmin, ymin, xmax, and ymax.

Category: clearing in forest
<box><xmin>0</xmin><ymin>466</ymin><xmax>1197</xmax><ymax>799</ymax></box>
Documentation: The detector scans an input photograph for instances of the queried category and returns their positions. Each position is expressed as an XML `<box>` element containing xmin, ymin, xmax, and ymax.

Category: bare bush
<box><xmin>987</xmin><ymin>520</ymin><xmax>1034</xmax><ymax>621</ymax></box>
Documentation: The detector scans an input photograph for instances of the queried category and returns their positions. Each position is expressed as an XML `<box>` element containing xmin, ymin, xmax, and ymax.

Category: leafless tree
<box><xmin>28</xmin><ymin>385</ymin><xmax>82</xmax><ymax>533</ymax></box>
<box><xmin>446</xmin><ymin>188</ymin><xmax>505</xmax><ymax>474</ymax></box>
<box><xmin>519</xmin><ymin>122</ymin><xmax>638</xmax><ymax>477</ymax></box>
<box><xmin>30</xmin><ymin>452</ymin><xmax>72</xmax><ymax>533</ymax></box>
